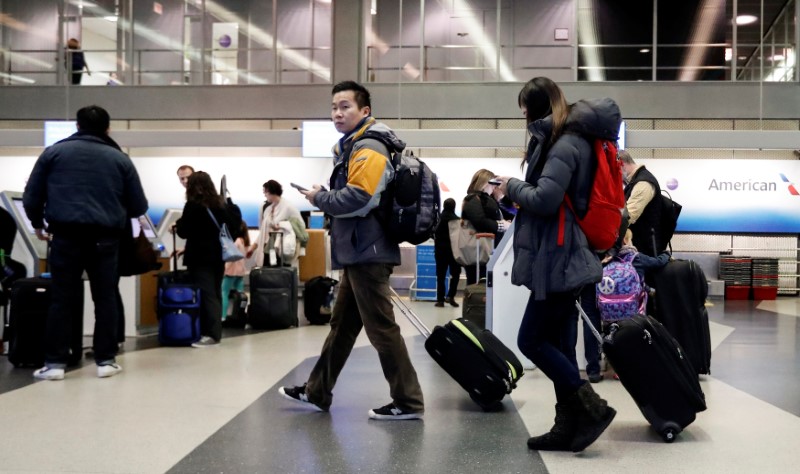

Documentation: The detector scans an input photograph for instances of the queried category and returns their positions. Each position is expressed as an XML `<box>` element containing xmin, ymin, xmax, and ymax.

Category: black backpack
<box><xmin>303</xmin><ymin>276</ymin><xmax>338</xmax><ymax>325</ymax></box>
<box><xmin>354</xmin><ymin>131</ymin><xmax>441</xmax><ymax>245</ymax></box>
<box><xmin>655</xmin><ymin>190</ymin><xmax>682</xmax><ymax>253</ymax></box>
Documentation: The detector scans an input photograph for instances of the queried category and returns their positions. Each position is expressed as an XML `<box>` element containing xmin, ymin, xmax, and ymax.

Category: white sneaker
<box><xmin>97</xmin><ymin>363</ymin><xmax>123</xmax><ymax>378</ymax></box>
<box><xmin>191</xmin><ymin>336</ymin><xmax>219</xmax><ymax>348</ymax></box>
<box><xmin>33</xmin><ymin>366</ymin><xmax>65</xmax><ymax>381</ymax></box>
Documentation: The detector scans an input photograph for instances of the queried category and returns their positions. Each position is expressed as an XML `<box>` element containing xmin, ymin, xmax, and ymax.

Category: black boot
<box><xmin>568</xmin><ymin>382</ymin><xmax>616</xmax><ymax>452</ymax></box>
<box><xmin>526</xmin><ymin>403</ymin><xmax>576</xmax><ymax>451</ymax></box>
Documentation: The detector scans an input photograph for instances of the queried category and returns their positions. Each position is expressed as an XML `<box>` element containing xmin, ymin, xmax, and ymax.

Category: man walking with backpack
<box><xmin>278</xmin><ymin>81</ymin><xmax>424</xmax><ymax>420</ymax></box>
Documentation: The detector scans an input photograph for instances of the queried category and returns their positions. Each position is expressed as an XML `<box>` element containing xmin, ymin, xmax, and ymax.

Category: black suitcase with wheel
<box><xmin>7</xmin><ymin>277</ymin><xmax>84</xmax><ymax>367</ymax></box>
<box><xmin>302</xmin><ymin>276</ymin><xmax>337</xmax><ymax>325</ymax></box>
<box><xmin>601</xmin><ymin>313</ymin><xmax>707</xmax><ymax>442</ymax></box>
<box><xmin>392</xmin><ymin>289</ymin><xmax>523</xmax><ymax>410</ymax></box>
<box><xmin>648</xmin><ymin>259</ymin><xmax>712</xmax><ymax>375</ymax></box>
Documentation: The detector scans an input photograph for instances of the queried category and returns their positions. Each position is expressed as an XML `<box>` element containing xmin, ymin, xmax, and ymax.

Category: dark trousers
<box><xmin>190</xmin><ymin>263</ymin><xmax>224</xmax><ymax>341</ymax></box>
<box><xmin>579</xmin><ymin>284</ymin><xmax>602</xmax><ymax>375</ymax></box>
<box><xmin>46</xmin><ymin>234</ymin><xmax>120</xmax><ymax>366</ymax></box>
<box><xmin>434</xmin><ymin>246</ymin><xmax>461</xmax><ymax>302</ymax></box>
<box><xmin>306</xmin><ymin>263</ymin><xmax>424</xmax><ymax>412</ymax></box>
<box><xmin>517</xmin><ymin>291</ymin><xmax>583</xmax><ymax>402</ymax></box>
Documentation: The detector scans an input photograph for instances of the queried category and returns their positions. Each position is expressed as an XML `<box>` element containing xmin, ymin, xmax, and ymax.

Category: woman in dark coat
<box><xmin>433</xmin><ymin>198</ymin><xmax>461</xmax><ymax>307</ymax></box>
<box><xmin>460</xmin><ymin>168</ymin><xmax>509</xmax><ymax>285</ymax></box>
<box><xmin>176</xmin><ymin>171</ymin><xmax>238</xmax><ymax>347</ymax></box>
<box><xmin>496</xmin><ymin>77</ymin><xmax>620</xmax><ymax>452</ymax></box>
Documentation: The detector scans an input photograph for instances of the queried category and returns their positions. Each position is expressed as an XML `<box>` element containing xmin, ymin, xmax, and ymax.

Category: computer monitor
<box><xmin>302</xmin><ymin>121</ymin><xmax>342</xmax><ymax>158</ymax></box>
<box><xmin>11</xmin><ymin>197</ymin><xmax>39</xmax><ymax>234</ymax></box>
<box><xmin>44</xmin><ymin>121</ymin><xmax>77</xmax><ymax>147</ymax></box>
<box><xmin>131</xmin><ymin>216</ymin><xmax>156</xmax><ymax>239</ymax></box>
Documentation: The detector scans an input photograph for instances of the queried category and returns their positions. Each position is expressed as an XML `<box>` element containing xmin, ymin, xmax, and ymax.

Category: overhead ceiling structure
<box><xmin>579</xmin><ymin>0</ymin><xmax>793</xmax><ymax>81</ymax></box>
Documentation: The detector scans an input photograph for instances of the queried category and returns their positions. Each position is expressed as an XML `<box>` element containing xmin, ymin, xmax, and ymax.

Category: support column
<box><xmin>331</xmin><ymin>0</ymin><xmax>363</xmax><ymax>83</ymax></box>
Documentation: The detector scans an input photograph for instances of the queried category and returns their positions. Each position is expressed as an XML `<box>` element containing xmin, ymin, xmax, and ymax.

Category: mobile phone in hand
<box><xmin>290</xmin><ymin>182</ymin><xmax>308</xmax><ymax>192</ymax></box>
<box><xmin>488</xmin><ymin>178</ymin><xmax>502</xmax><ymax>185</ymax></box>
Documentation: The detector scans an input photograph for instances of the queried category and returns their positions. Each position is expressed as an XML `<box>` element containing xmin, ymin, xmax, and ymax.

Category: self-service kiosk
<box><xmin>156</xmin><ymin>208</ymin><xmax>186</xmax><ymax>271</ymax></box>
<box><xmin>1</xmin><ymin>190</ymin><xmax>169</xmax><ymax>337</ymax></box>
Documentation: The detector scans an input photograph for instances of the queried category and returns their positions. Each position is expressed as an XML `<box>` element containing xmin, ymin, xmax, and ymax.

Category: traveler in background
<box><xmin>175</xmin><ymin>171</ymin><xmax>239</xmax><ymax>347</ymax></box>
<box><xmin>604</xmin><ymin>229</ymin><xmax>671</xmax><ymax>285</ymax></box>
<box><xmin>177</xmin><ymin>165</ymin><xmax>194</xmax><ymax>189</ymax></box>
<box><xmin>221</xmin><ymin>220</ymin><xmax>251</xmax><ymax>320</ymax></box>
<box><xmin>461</xmin><ymin>169</ymin><xmax>509</xmax><ymax>285</ymax></box>
<box><xmin>495</xmin><ymin>77</ymin><xmax>618</xmax><ymax>452</ymax></box>
<box><xmin>279</xmin><ymin>80</ymin><xmax>424</xmax><ymax>421</ymax></box>
<box><xmin>23</xmin><ymin>105</ymin><xmax>148</xmax><ymax>380</ymax></box>
<box><xmin>250</xmin><ymin>180</ymin><xmax>304</xmax><ymax>267</ymax></box>
<box><xmin>619</xmin><ymin>150</ymin><xmax>663</xmax><ymax>257</ymax></box>
<box><xmin>66</xmin><ymin>38</ymin><xmax>90</xmax><ymax>85</ymax></box>
<box><xmin>434</xmin><ymin>197</ymin><xmax>461</xmax><ymax>308</ymax></box>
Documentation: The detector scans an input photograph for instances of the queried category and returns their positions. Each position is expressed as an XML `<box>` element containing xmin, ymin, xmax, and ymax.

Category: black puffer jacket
<box><xmin>506</xmin><ymin>98</ymin><xmax>621</xmax><ymax>299</ymax></box>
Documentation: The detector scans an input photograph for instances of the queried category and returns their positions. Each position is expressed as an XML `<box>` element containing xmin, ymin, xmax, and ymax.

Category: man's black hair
<box><xmin>332</xmin><ymin>81</ymin><xmax>371</xmax><ymax>109</ymax></box>
<box><xmin>76</xmin><ymin>105</ymin><xmax>110</xmax><ymax>135</ymax></box>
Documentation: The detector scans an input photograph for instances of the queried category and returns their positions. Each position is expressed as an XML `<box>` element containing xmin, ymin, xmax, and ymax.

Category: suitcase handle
<box><xmin>389</xmin><ymin>287</ymin><xmax>431</xmax><ymax>338</ymax></box>
<box><xmin>575</xmin><ymin>300</ymin><xmax>604</xmax><ymax>349</ymax></box>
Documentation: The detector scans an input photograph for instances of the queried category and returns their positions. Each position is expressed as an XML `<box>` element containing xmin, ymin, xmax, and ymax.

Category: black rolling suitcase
<box><xmin>392</xmin><ymin>288</ymin><xmax>523</xmax><ymax>410</ymax></box>
<box><xmin>648</xmin><ymin>259</ymin><xmax>712</xmax><ymax>375</ymax></box>
<box><xmin>578</xmin><ymin>304</ymin><xmax>706</xmax><ymax>442</ymax></box>
<box><xmin>157</xmin><ymin>233</ymin><xmax>201</xmax><ymax>345</ymax></box>
<box><xmin>7</xmin><ymin>276</ymin><xmax>84</xmax><ymax>367</ymax></box>
<box><xmin>248</xmin><ymin>231</ymin><xmax>298</xmax><ymax>330</ymax></box>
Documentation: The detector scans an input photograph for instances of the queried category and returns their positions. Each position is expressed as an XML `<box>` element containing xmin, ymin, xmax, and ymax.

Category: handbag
<box><xmin>207</xmin><ymin>209</ymin><xmax>245</xmax><ymax>263</ymax></box>
<box><xmin>119</xmin><ymin>219</ymin><xmax>160</xmax><ymax>276</ymax></box>
<box><xmin>449</xmin><ymin>219</ymin><xmax>492</xmax><ymax>267</ymax></box>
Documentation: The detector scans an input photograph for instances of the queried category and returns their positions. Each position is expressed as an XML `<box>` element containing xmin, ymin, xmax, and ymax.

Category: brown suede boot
<box><xmin>568</xmin><ymin>382</ymin><xmax>616</xmax><ymax>452</ymax></box>
<box><xmin>526</xmin><ymin>403</ymin><xmax>576</xmax><ymax>451</ymax></box>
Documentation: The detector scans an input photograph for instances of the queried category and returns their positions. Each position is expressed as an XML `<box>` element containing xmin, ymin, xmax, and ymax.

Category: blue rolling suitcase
<box><xmin>157</xmin><ymin>235</ymin><xmax>201</xmax><ymax>345</ymax></box>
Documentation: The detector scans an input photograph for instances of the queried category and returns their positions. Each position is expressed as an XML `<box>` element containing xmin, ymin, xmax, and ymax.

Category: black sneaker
<box><xmin>368</xmin><ymin>403</ymin><xmax>423</xmax><ymax>420</ymax></box>
<box><xmin>588</xmin><ymin>372</ymin><xmax>604</xmax><ymax>384</ymax></box>
<box><xmin>278</xmin><ymin>384</ymin><xmax>326</xmax><ymax>412</ymax></box>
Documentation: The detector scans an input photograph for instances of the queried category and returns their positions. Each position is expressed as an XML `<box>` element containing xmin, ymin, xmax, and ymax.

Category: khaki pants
<box><xmin>306</xmin><ymin>263</ymin><xmax>424</xmax><ymax>412</ymax></box>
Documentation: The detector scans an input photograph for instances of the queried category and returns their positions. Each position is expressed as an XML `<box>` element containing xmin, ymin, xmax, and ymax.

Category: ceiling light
<box><xmin>771</xmin><ymin>54</ymin><xmax>785</xmax><ymax>61</ymax></box>
<box><xmin>639</xmin><ymin>48</ymin><xmax>650</xmax><ymax>53</ymax></box>
<box><xmin>725</xmin><ymin>48</ymin><xmax>732</xmax><ymax>61</ymax></box>
<box><xmin>736</xmin><ymin>15</ymin><xmax>758</xmax><ymax>25</ymax></box>
<box><xmin>104</xmin><ymin>15</ymin><xmax>118</xmax><ymax>22</ymax></box>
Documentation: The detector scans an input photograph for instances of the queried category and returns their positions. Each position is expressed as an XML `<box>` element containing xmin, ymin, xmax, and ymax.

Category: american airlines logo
<box><xmin>707</xmin><ymin>177</ymin><xmax>778</xmax><ymax>192</ymax></box>
<box><xmin>780</xmin><ymin>173</ymin><xmax>799</xmax><ymax>195</ymax></box>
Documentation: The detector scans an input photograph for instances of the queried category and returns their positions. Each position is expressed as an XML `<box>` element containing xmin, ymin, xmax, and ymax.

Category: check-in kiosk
<box><xmin>156</xmin><ymin>208</ymin><xmax>186</xmax><ymax>271</ymax></box>
<box><xmin>1</xmin><ymin>191</ymin><xmax>168</xmax><ymax>336</ymax></box>
<box><xmin>0</xmin><ymin>191</ymin><xmax>49</xmax><ymax>276</ymax></box>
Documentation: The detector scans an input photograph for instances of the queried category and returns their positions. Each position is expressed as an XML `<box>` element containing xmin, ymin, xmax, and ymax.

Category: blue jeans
<box><xmin>47</xmin><ymin>233</ymin><xmax>120</xmax><ymax>366</ymax></box>
<box><xmin>517</xmin><ymin>291</ymin><xmax>583</xmax><ymax>402</ymax></box>
<box><xmin>579</xmin><ymin>284</ymin><xmax>602</xmax><ymax>375</ymax></box>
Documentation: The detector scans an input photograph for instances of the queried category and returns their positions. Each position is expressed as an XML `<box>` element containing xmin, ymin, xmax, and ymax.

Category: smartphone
<box><xmin>290</xmin><ymin>182</ymin><xmax>308</xmax><ymax>192</ymax></box>
<box><xmin>488</xmin><ymin>178</ymin><xmax>502</xmax><ymax>185</ymax></box>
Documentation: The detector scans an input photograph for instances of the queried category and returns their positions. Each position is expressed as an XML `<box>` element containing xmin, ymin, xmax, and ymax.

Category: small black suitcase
<box><xmin>222</xmin><ymin>289</ymin><xmax>248</xmax><ymax>329</ymax></box>
<box><xmin>392</xmin><ymin>289</ymin><xmax>523</xmax><ymax>410</ymax></box>
<box><xmin>648</xmin><ymin>259</ymin><xmax>712</xmax><ymax>375</ymax></box>
<box><xmin>302</xmin><ymin>276</ymin><xmax>337</xmax><ymax>325</ymax></box>
<box><xmin>7</xmin><ymin>277</ymin><xmax>84</xmax><ymax>367</ymax></box>
<box><xmin>595</xmin><ymin>312</ymin><xmax>707</xmax><ymax>442</ymax></box>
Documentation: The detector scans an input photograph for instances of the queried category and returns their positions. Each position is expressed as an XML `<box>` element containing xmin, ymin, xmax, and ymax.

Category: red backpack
<box><xmin>559</xmin><ymin>139</ymin><xmax>625</xmax><ymax>252</ymax></box>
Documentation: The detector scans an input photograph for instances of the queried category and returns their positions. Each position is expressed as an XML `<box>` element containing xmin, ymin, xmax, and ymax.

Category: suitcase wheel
<box><xmin>469</xmin><ymin>393</ymin><xmax>502</xmax><ymax>412</ymax></box>
<box><xmin>660</xmin><ymin>422</ymin><xmax>681</xmax><ymax>443</ymax></box>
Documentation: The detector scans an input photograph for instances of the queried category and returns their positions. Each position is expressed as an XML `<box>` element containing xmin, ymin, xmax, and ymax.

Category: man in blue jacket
<box><xmin>279</xmin><ymin>81</ymin><xmax>424</xmax><ymax>420</ymax></box>
<box><xmin>23</xmin><ymin>105</ymin><xmax>148</xmax><ymax>380</ymax></box>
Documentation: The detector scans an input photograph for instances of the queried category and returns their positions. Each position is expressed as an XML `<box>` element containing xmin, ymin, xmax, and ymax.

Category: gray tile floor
<box><xmin>1</xmin><ymin>296</ymin><xmax>799</xmax><ymax>473</ymax></box>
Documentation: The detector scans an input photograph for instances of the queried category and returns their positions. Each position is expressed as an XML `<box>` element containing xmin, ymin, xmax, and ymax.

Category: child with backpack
<box><xmin>597</xmin><ymin>229</ymin><xmax>671</xmax><ymax>322</ymax></box>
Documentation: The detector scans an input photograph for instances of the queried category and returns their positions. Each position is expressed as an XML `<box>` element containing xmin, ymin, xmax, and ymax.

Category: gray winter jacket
<box><xmin>313</xmin><ymin>117</ymin><xmax>401</xmax><ymax>269</ymax></box>
<box><xmin>23</xmin><ymin>133</ymin><xmax>148</xmax><ymax>233</ymax></box>
<box><xmin>506</xmin><ymin>98</ymin><xmax>621</xmax><ymax>299</ymax></box>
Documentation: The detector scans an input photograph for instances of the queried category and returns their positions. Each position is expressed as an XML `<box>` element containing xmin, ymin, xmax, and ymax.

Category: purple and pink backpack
<box><xmin>596</xmin><ymin>250</ymin><xmax>648</xmax><ymax>321</ymax></box>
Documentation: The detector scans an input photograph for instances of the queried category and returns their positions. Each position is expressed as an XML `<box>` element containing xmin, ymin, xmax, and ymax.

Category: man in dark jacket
<box><xmin>23</xmin><ymin>105</ymin><xmax>148</xmax><ymax>380</ymax></box>
<box><xmin>619</xmin><ymin>150</ymin><xmax>663</xmax><ymax>257</ymax></box>
<box><xmin>279</xmin><ymin>81</ymin><xmax>424</xmax><ymax>420</ymax></box>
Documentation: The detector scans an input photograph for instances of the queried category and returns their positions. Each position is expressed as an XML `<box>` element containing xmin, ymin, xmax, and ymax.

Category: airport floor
<box><xmin>1</xmin><ymin>296</ymin><xmax>799</xmax><ymax>473</ymax></box>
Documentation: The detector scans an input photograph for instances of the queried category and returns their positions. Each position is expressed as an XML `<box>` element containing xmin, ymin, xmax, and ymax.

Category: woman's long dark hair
<box><xmin>186</xmin><ymin>171</ymin><xmax>224</xmax><ymax>209</ymax></box>
<box><xmin>518</xmin><ymin>77</ymin><xmax>570</xmax><ymax>166</ymax></box>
